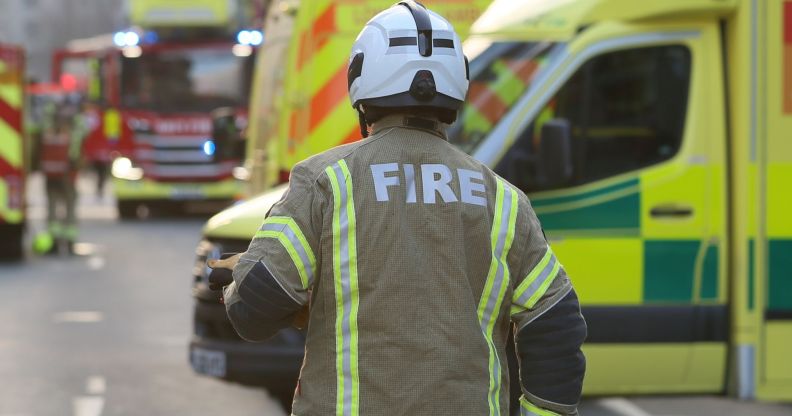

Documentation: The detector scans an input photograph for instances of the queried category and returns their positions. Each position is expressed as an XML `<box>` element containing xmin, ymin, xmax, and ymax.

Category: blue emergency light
<box><xmin>236</xmin><ymin>30</ymin><xmax>263</xmax><ymax>46</ymax></box>
<box><xmin>203</xmin><ymin>140</ymin><xmax>216</xmax><ymax>156</ymax></box>
<box><xmin>113</xmin><ymin>31</ymin><xmax>141</xmax><ymax>47</ymax></box>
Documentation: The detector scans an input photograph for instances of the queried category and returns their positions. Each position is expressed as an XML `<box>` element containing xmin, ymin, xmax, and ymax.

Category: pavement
<box><xmin>1</xmin><ymin>173</ymin><xmax>790</xmax><ymax>416</ymax></box>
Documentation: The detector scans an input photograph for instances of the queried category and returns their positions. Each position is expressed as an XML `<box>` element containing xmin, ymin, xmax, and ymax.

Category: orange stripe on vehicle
<box><xmin>468</xmin><ymin>83</ymin><xmax>508</xmax><ymax>125</ymax></box>
<box><xmin>341</xmin><ymin>127</ymin><xmax>360</xmax><ymax>145</ymax></box>
<box><xmin>308</xmin><ymin>65</ymin><xmax>349</xmax><ymax>133</ymax></box>
<box><xmin>507</xmin><ymin>59</ymin><xmax>539</xmax><ymax>83</ymax></box>
<box><xmin>296</xmin><ymin>3</ymin><xmax>337</xmax><ymax>72</ymax></box>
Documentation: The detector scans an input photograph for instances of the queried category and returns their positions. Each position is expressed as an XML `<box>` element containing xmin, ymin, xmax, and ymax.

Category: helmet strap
<box><xmin>357</xmin><ymin>107</ymin><xmax>369</xmax><ymax>138</ymax></box>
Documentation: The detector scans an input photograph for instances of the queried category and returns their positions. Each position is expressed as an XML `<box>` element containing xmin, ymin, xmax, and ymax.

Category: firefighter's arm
<box><xmin>218</xmin><ymin>163</ymin><xmax>322</xmax><ymax>342</ymax></box>
<box><xmin>510</xmin><ymin>200</ymin><xmax>587</xmax><ymax>416</ymax></box>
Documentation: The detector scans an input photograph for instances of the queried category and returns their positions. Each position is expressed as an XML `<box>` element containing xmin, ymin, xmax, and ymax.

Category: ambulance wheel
<box><xmin>0</xmin><ymin>224</ymin><xmax>24</xmax><ymax>261</ymax></box>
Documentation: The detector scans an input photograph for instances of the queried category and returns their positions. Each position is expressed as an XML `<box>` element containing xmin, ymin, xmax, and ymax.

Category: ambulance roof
<box><xmin>470</xmin><ymin>0</ymin><xmax>737</xmax><ymax>41</ymax></box>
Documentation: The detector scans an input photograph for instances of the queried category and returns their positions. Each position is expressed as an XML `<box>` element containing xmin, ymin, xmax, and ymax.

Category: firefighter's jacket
<box><xmin>225</xmin><ymin>115</ymin><xmax>587</xmax><ymax>416</ymax></box>
<box><xmin>40</xmin><ymin>131</ymin><xmax>77</xmax><ymax>179</ymax></box>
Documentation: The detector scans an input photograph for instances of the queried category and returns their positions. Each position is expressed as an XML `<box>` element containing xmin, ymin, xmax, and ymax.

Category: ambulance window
<box><xmin>448</xmin><ymin>42</ymin><xmax>555</xmax><ymax>154</ymax></box>
<box><xmin>497</xmin><ymin>45</ymin><xmax>691</xmax><ymax>192</ymax></box>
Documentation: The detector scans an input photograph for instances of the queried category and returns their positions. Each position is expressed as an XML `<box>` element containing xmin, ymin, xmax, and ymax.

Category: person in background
<box><xmin>38</xmin><ymin>97</ymin><xmax>85</xmax><ymax>254</ymax></box>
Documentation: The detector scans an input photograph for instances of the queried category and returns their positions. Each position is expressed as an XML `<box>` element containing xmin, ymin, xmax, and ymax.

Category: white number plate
<box><xmin>191</xmin><ymin>348</ymin><xmax>226</xmax><ymax>377</ymax></box>
<box><xmin>171</xmin><ymin>186</ymin><xmax>205</xmax><ymax>199</ymax></box>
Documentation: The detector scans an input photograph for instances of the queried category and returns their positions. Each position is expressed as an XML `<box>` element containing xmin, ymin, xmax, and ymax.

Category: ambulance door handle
<box><xmin>650</xmin><ymin>204</ymin><xmax>693</xmax><ymax>218</ymax></box>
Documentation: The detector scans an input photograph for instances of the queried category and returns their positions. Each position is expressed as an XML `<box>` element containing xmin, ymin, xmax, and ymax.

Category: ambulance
<box><xmin>0</xmin><ymin>44</ymin><xmax>26</xmax><ymax>260</ymax></box>
<box><xmin>193</xmin><ymin>0</ymin><xmax>792</xmax><ymax>404</ymax></box>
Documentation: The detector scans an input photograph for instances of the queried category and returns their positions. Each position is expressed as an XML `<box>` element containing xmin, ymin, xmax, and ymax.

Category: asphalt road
<box><xmin>1</xmin><ymin>174</ymin><xmax>790</xmax><ymax>416</ymax></box>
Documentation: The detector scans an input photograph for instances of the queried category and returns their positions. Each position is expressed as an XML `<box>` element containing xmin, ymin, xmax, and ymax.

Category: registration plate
<box><xmin>191</xmin><ymin>348</ymin><xmax>226</xmax><ymax>377</ymax></box>
<box><xmin>171</xmin><ymin>186</ymin><xmax>205</xmax><ymax>200</ymax></box>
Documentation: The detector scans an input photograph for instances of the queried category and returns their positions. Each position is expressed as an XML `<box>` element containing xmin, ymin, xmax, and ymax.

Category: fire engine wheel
<box><xmin>117</xmin><ymin>201</ymin><xmax>144</xmax><ymax>220</ymax></box>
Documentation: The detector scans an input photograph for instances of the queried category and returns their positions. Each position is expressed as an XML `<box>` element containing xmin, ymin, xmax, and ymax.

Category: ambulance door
<box><xmin>756</xmin><ymin>0</ymin><xmax>792</xmax><ymax>400</ymax></box>
<box><xmin>485</xmin><ymin>24</ymin><xmax>728</xmax><ymax>394</ymax></box>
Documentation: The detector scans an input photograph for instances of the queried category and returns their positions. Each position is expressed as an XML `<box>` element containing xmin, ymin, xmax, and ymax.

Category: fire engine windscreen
<box><xmin>120</xmin><ymin>47</ymin><xmax>253</xmax><ymax>113</ymax></box>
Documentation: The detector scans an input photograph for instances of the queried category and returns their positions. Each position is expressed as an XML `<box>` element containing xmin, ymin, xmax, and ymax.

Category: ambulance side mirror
<box><xmin>536</xmin><ymin>119</ymin><xmax>573</xmax><ymax>188</ymax></box>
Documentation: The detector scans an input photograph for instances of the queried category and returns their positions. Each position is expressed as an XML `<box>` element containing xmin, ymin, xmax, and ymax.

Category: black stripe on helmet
<box><xmin>398</xmin><ymin>0</ymin><xmax>433</xmax><ymax>57</ymax></box>
<box><xmin>347</xmin><ymin>52</ymin><xmax>364</xmax><ymax>90</ymax></box>
<box><xmin>389</xmin><ymin>37</ymin><xmax>418</xmax><ymax>47</ymax></box>
<box><xmin>433</xmin><ymin>38</ymin><xmax>454</xmax><ymax>48</ymax></box>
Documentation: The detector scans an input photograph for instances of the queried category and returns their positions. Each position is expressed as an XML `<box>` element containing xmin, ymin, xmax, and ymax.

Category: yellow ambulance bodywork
<box><xmin>457</xmin><ymin>0</ymin><xmax>791</xmax><ymax>399</ymax></box>
<box><xmin>244</xmin><ymin>0</ymin><xmax>492</xmax><ymax>194</ymax></box>
<box><xmin>203</xmin><ymin>0</ymin><xmax>792</xmax><ymax>400</ymax></box>
<box><xmin>130</xmin><ymin>0</ymin><xmax>237</xmax><ymax>27</ymax></box>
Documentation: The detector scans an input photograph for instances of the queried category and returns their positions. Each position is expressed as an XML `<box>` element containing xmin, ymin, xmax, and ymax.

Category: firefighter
<box><xmin>208</xmin><ymin>2</ymin><xmax>586</xmax><ymax>415</ymax></box>
<box><xmin>38</xmin><ymin>98</ymin><xmax>83</xmax><ymax>254</ymax></box>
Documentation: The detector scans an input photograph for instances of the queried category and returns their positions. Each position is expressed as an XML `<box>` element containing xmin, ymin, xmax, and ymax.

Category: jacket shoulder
<box><xmin>292</xmin><ymin>141</ymin><xmax>368</xmax><ymax>181</ymax></box>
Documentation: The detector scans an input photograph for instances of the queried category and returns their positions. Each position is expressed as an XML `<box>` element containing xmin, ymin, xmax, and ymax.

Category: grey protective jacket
<box><xmin>225</xmin><ymin>115</ymin><xmax>586</xmax><ymax>416</ymax></box>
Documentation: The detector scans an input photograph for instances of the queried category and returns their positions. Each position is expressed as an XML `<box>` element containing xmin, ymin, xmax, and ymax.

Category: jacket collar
<box><xmin>371</xmin><ymin>114</ymin><xmax>447</xmax><ymax>140</ymax></box>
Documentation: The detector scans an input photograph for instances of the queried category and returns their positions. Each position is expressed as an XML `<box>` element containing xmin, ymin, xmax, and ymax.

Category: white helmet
<box><xmin>347</xmin><ymin>1</ymin><xmax>469</xmax><ymax>133</ymax></box>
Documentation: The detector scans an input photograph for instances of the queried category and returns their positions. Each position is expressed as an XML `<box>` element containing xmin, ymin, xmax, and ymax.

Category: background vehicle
<box><xmin>0</xmin><ymin>43</ymin><xmax>26</xmax><ymax>260</ymax></box>
<box><xmin>189</xmin><ymin>0</ymin><xmax>492</xmax><ymax>408</ymax></box>
<box><xmin>452</xmin><ymin>0</ymin><xmax>791</xmax><ymax>400</ymax></box>
<box><xmin>52</xmin><ymin>0</ymin><xmax>259</xmax><ymax>218</ymax></box>
<box><xmin>198</xmin><ymin>0</ymin><xmax>792</xmax><ymax>404</ymax></box>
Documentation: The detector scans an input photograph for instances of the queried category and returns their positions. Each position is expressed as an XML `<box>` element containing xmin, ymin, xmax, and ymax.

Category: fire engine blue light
<box><xmin>124</xmin><ymin>32</ymin><xmax>140</xmax><ymax>47</ymax></box>
<box><xmin>249</xmin><ymin>30</ymin><xmax>263</xmax><ymax>46</ymax></box>
<box><xmin>237</xmin><ymin>30</ymin><xmax>252</xmax><ymax>45</ymax></box>
<box><xmin>113</xmin><ymin>32</ymin><xmax>127</xmax><ymax>47</ymax></box>
<box><xmin>143</xmin><ymin>31</ymin><xmax>159</xmax><ymax>44</ymax></box>
<box><xmin>203</xmin><ymin>140</ymin><xmax>216</xmax><ymax>156</ymax></box>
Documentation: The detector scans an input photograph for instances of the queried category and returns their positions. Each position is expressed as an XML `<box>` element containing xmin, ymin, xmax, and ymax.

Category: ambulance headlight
<box><xmin>111</xmin><ymin>157</ymin><xmax>144</xmax><ymax>181</ymax></box>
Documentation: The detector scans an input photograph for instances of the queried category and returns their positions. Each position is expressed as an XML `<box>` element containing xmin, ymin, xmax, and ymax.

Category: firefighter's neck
<box><xmin>371</xmin><ymin>114</ymin><xmax>446</xmax><ymax>139</ymax></box>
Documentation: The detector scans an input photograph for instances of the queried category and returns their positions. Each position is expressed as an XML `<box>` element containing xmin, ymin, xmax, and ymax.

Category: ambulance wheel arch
<box><xmin>461</xmin><ymin>21</ymin><xmax>730</xmax><ymax>393</ymax></box>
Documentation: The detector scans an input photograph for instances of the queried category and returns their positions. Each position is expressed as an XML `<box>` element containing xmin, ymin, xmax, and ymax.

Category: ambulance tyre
<box><xmin>0</xmin><ymin>224</ymin><xmax>24</xmax><ymax>261</ymax></box>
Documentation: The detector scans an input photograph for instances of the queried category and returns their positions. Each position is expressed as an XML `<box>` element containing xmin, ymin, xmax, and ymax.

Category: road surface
<box><xmin>0</xmin><ymin>174</ymin><xmax>790</xmax><ymax>416</ymax></box>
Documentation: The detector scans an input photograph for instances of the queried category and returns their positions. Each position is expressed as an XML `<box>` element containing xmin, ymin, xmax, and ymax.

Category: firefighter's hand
<box><xmin>207</xmin><ymin>252</ymin><xmax>242</xmax><ymax>291</ymax></box>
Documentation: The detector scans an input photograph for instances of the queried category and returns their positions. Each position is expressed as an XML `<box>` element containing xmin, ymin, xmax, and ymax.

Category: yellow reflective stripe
<box><xmin>512</xmin><ymin>246</ymin><xmax>561</xmax><ymax>311</ymax></box>
<box><xmin>0</xmin><ymin>120</ymin><xmax>22</xmax><ymax>167</ymax></box>
<box><xmin>0</xmin><ymin>182</ymin><xmax>22</xmax><ymax>223</ymax></box>
<box><xmin>256</xmin><ymin>216</ymin><xmax>317</xmax><ymax>289</ymax></box>
<box><xmin>103</xmin><ymin>109</ymin><xmax>121</xmax><ymax>140</ymax></box>
<box><xmin>477</xmin><ymin>179</ymin><xmax>518</xmax><ymax>416</ymax></box>
<box><xmin>0</xmin><ymin>84</ymin><xmax>22</xmax><ymax>108</ymax></box>
<box><xmin>519</xmin><ymin>397</ymin><xmax>561</xmax><ymax>416</ymax></box>
<box><xmin>254</xmin><ymin>230</ymin><xmax>309</xmax><ymax>289</ymax></box>
<box><xmin>326</xmin><ymin>159</ymin><xmax>359</xmax><ymax>416</ymax></box>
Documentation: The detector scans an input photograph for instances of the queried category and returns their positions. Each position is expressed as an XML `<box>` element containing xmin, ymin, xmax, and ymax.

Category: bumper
<box><xmin>190</xmin><ymin>298</ymin><xmax>305</xmax><ymax>387</ymax></box>
<box><xmin>113</xmin><ymin>177</ymin><xmax>243</xmax><ymax>202</ymax></box>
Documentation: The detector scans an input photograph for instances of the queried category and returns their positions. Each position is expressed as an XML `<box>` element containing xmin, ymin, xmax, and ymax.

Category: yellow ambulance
<box><xmin>0</xmin><ymin>44</ymin><xmax>26</xmax><ymax>260</ymax></box>
<box><xmin>193</xmin><ymin>0</ymin><xmax>792</xmax><ymax>404</ymax></box>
